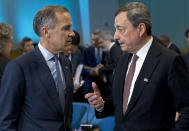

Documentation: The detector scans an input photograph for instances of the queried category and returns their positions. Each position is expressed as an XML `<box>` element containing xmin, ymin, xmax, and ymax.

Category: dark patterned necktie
<box><xmin>54</xmin><ymin>56</ymin><xmax>66</xmax><ymax>112</ymax></box>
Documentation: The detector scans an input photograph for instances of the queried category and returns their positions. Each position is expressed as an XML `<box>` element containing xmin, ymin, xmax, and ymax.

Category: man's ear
<box><xmin>137</xmin><ymin>23</ymin><xmax>146</xmax><ymax>37</ymax></box>
<box><xmin>41</xmin><ymin>26</ymin><xmax>50</xmax><ymax>39</ymax></box>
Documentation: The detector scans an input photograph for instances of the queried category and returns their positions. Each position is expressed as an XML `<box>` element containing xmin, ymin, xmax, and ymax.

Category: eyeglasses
<box><xmin>115</xmin><ymin>25</ymin><xmax>127</xmax><ymax>34</ymax></box>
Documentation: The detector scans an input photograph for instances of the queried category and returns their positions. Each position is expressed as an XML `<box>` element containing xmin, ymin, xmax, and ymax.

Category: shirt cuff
<box><xmin>96</xmin><ymin>104</ymin><xmax>104</xmax><ymax>112</ymax></box>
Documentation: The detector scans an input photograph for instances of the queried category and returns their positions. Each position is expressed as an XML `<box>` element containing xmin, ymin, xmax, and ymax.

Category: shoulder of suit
<box><xmin>182</xmin><ymin>51</ymin><xmax>189</xmax><ymax>60</ymax></box>
<box><xmin>152</xmin><ymin>39</ymin><xmax>178</xmax><ymax>57</ymax></box>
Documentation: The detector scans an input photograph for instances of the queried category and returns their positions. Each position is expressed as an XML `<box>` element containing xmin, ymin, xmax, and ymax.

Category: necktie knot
<box><xmin>132</xmin><ymin>54</ymin><xmax>138</xmax><ymax>63</ymax></box>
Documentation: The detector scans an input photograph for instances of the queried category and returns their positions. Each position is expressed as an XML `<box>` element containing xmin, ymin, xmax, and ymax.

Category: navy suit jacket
<box><xmin>96</xmin><ymin>38</ymin><xmax>189</xmax><ymax>131</ymax></box>
<box><xmin>81</xmin><ymin>46</ymin><xmax>106</xmax><ymax>74</ymax></box>
<box><xmin>0</xmin><ymin>47</ymin><xmax>73</xmax><ymax>131</ymax></box>
<box><xmin>81</xmin><ymin>45</ymin><xmax>98</xmax><ymax>75</ymax></box>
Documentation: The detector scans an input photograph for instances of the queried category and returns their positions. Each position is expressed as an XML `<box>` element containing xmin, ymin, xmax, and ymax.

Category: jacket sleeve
<box><xmin>170</xmin><ymin>56</ymin><xmax>189</xmax><ymax>130</ymax></box>
<box><xmin>95</xmin><ymin>98</ymin><xmax>114</xmax><ymax>118</ymax></box>
<box><xmin>0</xmin><ymin>61</ymin><xmax>25</xmax><ymax>131</ymax></box>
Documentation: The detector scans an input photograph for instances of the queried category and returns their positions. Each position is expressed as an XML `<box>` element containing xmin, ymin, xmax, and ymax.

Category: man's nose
<box><xmin>114</xmin><ymin>31</ymin><xmax>119</xmax><ymax>41</ymax></box>
<box><xmin>69</xmin><ymin>30</ymin><xmax>75</xmax><ymax>37</ymax></box>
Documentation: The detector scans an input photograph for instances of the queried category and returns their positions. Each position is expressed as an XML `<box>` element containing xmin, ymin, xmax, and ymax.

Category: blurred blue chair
<box><xmin>71</xmin><ymin>102</ymin><xmax>89</xmax><ymax>129</ymax></box>
<box><xmin>80</xmin><ymin>104</ymin><xmax>102</xmax><ymax>126</ymax></box>
<box><xmin>72</xmin><ymin>102</ymin><xmax>115</xmax><ymax>131</ymax></box>
<box><xmin>98</xmin><ymin>116</ymin><xmax>115</xmax><ymax>131</ymax></box>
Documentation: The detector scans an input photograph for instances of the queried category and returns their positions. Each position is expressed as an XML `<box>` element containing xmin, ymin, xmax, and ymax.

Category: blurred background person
<box><xmin>185</xmin><ymin>29</ymin><xmax>189</xmax><ymax>48</ymax></box>
<box><xmin>159</xmin><ymin>35</ymin><xmax>181</xmax><ymax>54</ymax></box>
<box><xmin>72</xmin><ymin>30</ymin><xmax>85</xmax><ymax>54</ymax></box>
<box><xmin>62</xmin><ymin>33</ymin><xmax>84</xmax><ymax>101</ymax></box>
<box><xmin>92</xmin><ymin>31</ymin><xmax>122</xmax><ymax>98</ymax></box>
<box><xmin>0</xmin><ymin>23</ymin><xmax>13</xmax><ymax>85</ymax></box>
<box><xmin>62</xmin><ymin>34</ymin><xmax>82</xmax><ymax>77</ymax></box>
<box><xmin>20</xmin><ymin>37</ymin><xmax>34</xmax><ymax>54</ymax></box>
<box><xmin>182</xmin><ymin>29</ymin><xmax>189</xmax><ymax>72</ymax></box>
<box><xmin>70</xmin><ymin>31</ymin><xmax>82</xmax><ymax>77</ymax></box>
<box><xmin>81</xmin><ymin>29</ymin><xmax>106</xmax><ymax>96</ymax></box>
<box><xmin>181</xmin><ymin>28</ymin><xmax>189</xmax><ymax>54</ymax></box>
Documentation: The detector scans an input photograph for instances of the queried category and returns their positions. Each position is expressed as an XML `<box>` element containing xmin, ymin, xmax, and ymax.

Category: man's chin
<box><xmin>120</xmin><ymin>46</ymin><xmax>128</xmax><ymax>52</ymax></box>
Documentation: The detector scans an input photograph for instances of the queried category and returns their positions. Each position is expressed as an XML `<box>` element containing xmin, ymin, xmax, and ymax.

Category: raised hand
<box><xmin>85</xmin><ymin>82</ymin><xmax>104</xmax><ymax>110</ymax></box>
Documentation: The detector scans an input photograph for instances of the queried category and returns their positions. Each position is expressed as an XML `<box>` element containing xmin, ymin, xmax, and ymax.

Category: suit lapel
<box><xmin>124</xmin><ymin>41</ymin><xmax>161</xmax><ymax>118</ymax></box>
<box><xmin>32</xmin><ymin>47</ymin><xmax>63</xmax><ymax>114</ymax></box>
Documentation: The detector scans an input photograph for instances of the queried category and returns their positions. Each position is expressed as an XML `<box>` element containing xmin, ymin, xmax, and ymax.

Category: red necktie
<box><xmin>123</xmin><ymin>54</ymin><xmax>138</xmax><ymax>114</ymax></box>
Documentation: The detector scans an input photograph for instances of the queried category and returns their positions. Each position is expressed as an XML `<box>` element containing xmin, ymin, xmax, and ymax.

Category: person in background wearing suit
<box><xmin>182</xmin><ymin>29</ymin><xmax>189</xmax><ymax>72</ymax></box>
<box><xmin>159</xmin><ymin>35</ymin><xmax>181</xmax><ymax>54</ymax></box>
<box><xmin>20</xmin><ymin>37</ymin><xmax>34</xmax><ymax>54</ymax></box>
<box><xmin>85</xmin><ymin>2</ymin><xmax>189</xmax><ymax>131</ymax></box>
<box><xmin>0</xmin><ymin>23</ymin><xmax>13</xmax><ymax>86</ymax></box>
<box><xmin>64</xmin><ymin>31</ymin><xmax>82</xmax><ymax>77</ymax></box>
<box><xmin>81</xmin><ymin>30</ymin><xmax>106</xmax><ymax>96</ymax></box>
<box><xmin>0</xmin><ymin>5</ymin><xmax>75</xmax><ymax>131</ymax></box>
<box><xmin>92</xmin><ymin>31</ymin><xmax>122</xmax><ymax>98</ymax></box>
<box><xmin>72</xmin><ymin>30</ymin><xmax>85</xmax><ymax>54</ymax></box>
<box><xmin>185</xmin><ymin>29</ymin><xmax>189</xmax><ymax>48</ymax></box>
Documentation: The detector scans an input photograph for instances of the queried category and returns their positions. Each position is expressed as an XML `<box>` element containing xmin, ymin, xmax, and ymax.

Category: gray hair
<box><xmin>115</xmin><ymin>2</ymin><xmax>152</xmax><ymax>35</ymax></box>
<box><xmin>33</xmin><ymin>5</ymin><xmax>69</xmax><ymax>36</ymax></box>
<box><xmin>99</xmin><ymin>31</ymin><xmax>114</xmax><ymax>42</ymax></box>
<box><xmin>0</xmin><ymin>23</ymin><xmax>13</xmax><ymax>52</ymax></box>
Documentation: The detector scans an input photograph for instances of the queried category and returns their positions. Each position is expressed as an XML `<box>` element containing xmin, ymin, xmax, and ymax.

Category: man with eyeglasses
<box><xmin>85</xmin><ymin>2</ymin><xmax>189</xmax><ymax>131</ymax></box>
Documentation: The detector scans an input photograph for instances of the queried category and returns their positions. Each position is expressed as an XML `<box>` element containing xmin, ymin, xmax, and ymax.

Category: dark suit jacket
<box><xmin>99</xmin><ymin>43</ymin><xmax>122</xmax><ymax>75</ymax></box>
<box><xmin>71</xmin><ymin>49</ymin><xmax>81</xmax><ymax>77</ymax></box>
<box><xmin>98</xmin><ymin>43</ymin><xmax>122</xmax><ymax>97</ymax></box>
<box><xmin>0</xmin><ymin>55</ymin><xmax>9</xmax><ymax>86</ymax></box>
<box><xmin>96</xmin><ymin>39</ymin><xmax>189</xmax><ymax>131</ymax></box>
<box><xmin>81</xmin><ymin>45</ymin><xmax>99</xmax><ymax>75</ymax></box>
<box><xmin>182</xmin><ymin>51</ymin><xmax>189</xmax><ymax>72</ymax></box>
<box><xmin>0</xmin><ymin>47</ymin><xmax>73</xmax><ymax>131</ymax></box>
<box><xmin>81</xmin><ymin>46</ymin><xmax>106</xmax><ymax>75</ymax></box>
<box><xmin>169</xmin><ymin>43</ymin><xmax>181</xmax><ymax>54</ymax></box>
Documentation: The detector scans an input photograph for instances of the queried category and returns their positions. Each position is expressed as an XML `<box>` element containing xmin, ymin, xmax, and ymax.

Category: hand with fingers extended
<box><xmin>85</xmin><ymin>82</ymin><xmax>105</xmax><ymax>110</ymax></box>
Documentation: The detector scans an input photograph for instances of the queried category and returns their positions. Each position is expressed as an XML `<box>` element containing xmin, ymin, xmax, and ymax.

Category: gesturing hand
<box><xmin>85</xmin><ymin>82</ymin><xmax>104</xmax><ymax>110</ymax></box>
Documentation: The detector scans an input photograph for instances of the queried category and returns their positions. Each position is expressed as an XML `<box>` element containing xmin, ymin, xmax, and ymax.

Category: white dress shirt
<box><xmin>126</xmin><ymin>37</ymin><xmax>153</xmax><ymax>107</ymax></box>
<box><xmin>38</xmin><ymin>43</ymin><xmax>64</xmax><ymax>89</ymax></box>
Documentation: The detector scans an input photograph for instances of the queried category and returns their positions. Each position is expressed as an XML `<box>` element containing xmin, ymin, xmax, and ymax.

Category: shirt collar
<box><xmin>38</xmin><ymin>42</ymin><xmax>55</xmax><ymax>61</ymax></box>
<box><xmin>108</xmin><ymin>42</ymin><xmax>115</xmax><ymax>50</ymax></box>
<box><xmin>136</xmin><ymin>36</ymin><xmax>153</xmax><ymax>60</ymax></box>
<box><xmin>167</xmin><ymin>42</ymin><xmax>172</xmax><ymax>48</ymax></box>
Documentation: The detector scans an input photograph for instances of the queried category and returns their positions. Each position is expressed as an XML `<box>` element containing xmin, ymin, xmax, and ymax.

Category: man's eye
<box><xmin>62</xmin><ymin>26</ymin><xmax>71</xmax><ymax>31</ymax></box>
<box><xmin>118</xmin><ymin>28</ymin><xmax>123</xmax><ymax>32</ymax></box>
